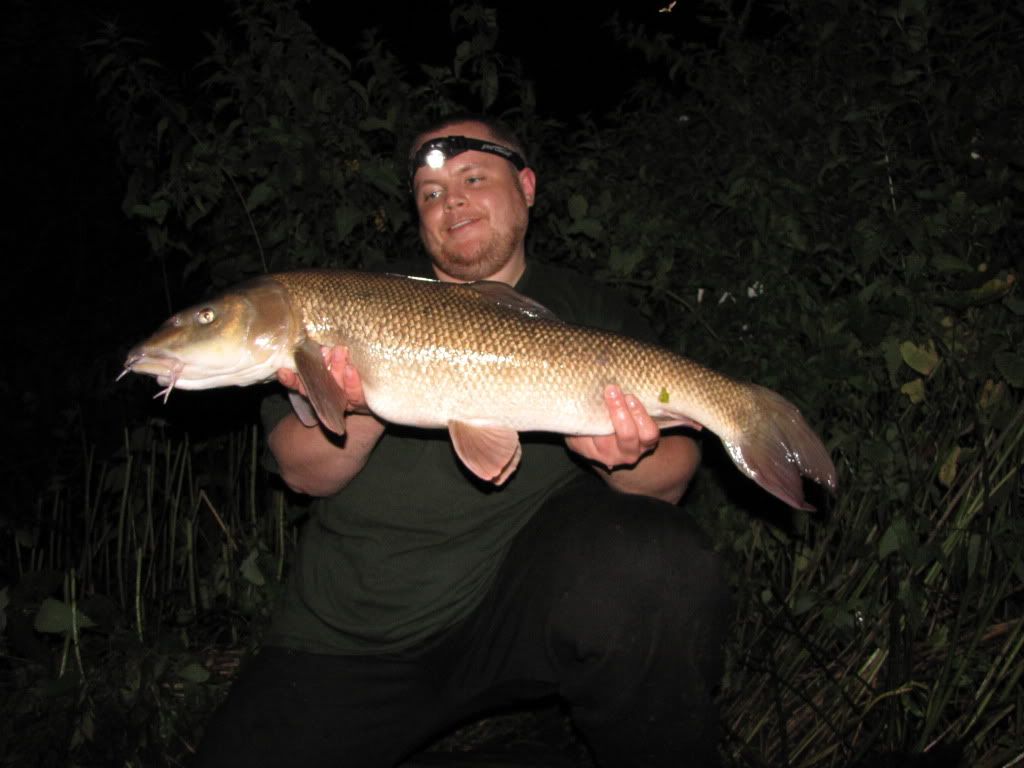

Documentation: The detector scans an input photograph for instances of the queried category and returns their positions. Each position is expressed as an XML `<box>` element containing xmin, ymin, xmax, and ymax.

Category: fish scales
<box><xmin>270</xmin><ymin>270</ymin><xmax>747</xmax><ymax>438</ymax></box>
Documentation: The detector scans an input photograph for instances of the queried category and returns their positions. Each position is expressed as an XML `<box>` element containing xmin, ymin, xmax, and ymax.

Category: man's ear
<box><xmin>519</xmin><ymin>167</ymin><xmax>537</xmax><ymax>206</ymax></box>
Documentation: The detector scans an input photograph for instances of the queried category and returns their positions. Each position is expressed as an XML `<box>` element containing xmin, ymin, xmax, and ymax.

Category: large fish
<box><xmin>122</xmin><ymin>269</ymin><xmax>837</xmax><ymax>509</ymax></box>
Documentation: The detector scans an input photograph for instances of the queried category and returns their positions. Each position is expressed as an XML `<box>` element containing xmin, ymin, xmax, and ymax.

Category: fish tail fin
<box><xmin>722</xmin><ymin>384</ymin><xmax>837</xmax><ymax>510</ymax></box>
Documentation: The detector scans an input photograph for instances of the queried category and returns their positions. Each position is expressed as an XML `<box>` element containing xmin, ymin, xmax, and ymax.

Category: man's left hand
<box><xmin>566</xmin><ymin>385</ymin><xmax>661</xmax><ymax>470</ymax></box>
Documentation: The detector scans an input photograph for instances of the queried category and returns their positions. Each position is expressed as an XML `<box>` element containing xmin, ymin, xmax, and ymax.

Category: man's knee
<box><xmin>544</xmin><ymin>487</ymin><xmax>731</xmax><ymax>664</ymax></box>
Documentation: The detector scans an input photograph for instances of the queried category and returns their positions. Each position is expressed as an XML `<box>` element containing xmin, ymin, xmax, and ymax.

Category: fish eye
<box><xmin>196</xmin><ymin>308</ymin><xmax>216</xmax><ymax>325</ymax></box>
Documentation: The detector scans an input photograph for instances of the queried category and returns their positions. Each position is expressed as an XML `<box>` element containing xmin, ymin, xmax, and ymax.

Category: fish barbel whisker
<box><xmin>148</xmin><ymin>361</ymin><xmax>183</xmax><ymax>404</ymax></box>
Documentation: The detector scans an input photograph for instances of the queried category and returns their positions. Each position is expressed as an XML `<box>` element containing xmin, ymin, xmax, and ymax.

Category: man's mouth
<box><xmin>448</xmin><ymin>217</ymin><xmax>479</xmax><ymax>233</ymax></box>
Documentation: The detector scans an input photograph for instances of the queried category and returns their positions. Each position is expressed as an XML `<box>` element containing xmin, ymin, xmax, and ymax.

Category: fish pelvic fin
<box><xmin>723</xmin><ymin>384</ymin><xmax>837</xmax><ymax>511</ymax></box>
<box><xmin>287</xmin><ymin>392</ymin><xmax>320</xmax><ymax>427</ymax></box>
<box><xmin>448</xmin><ymin>421</ymin><xmax>522</xmax><ymax>485</ymax></box>
<box><xmin>294</xmin><ymin>340</ymin><xmax>348</xmax><ymax>435</ymax></box>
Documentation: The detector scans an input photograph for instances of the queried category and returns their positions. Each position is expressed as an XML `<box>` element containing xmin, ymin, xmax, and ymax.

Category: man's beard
<box><xmin>430</xmin><ymin>216</ymin><xmax>528</xmax><ymax>282</ymax></box>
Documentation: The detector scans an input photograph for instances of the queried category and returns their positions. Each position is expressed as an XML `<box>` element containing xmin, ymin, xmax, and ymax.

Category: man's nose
<box><xmin>444</xmin><ymin>190</ymin><xmax>467</xmax><ymax>209</ymax></box>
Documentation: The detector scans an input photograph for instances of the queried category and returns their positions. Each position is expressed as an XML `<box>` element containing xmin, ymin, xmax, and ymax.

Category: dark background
<box><xmin>1</xmin><ymin>0</ymin><xmax>695</xmax><ymax>494</ymax></box>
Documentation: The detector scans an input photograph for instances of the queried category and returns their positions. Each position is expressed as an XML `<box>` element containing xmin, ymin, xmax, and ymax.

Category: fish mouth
<box><xmin>120</xmin><ymin>351</ymin><xmax>185</xmax><ymax>403</ymax></box>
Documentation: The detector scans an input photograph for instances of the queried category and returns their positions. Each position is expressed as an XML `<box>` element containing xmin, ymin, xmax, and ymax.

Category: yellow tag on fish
<box><xmin>658</xmin><ymin>387</ymin><xmax>671</xmax><ymax>403</ymax></box>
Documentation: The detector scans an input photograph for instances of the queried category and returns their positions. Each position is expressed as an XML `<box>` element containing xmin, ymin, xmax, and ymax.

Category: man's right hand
<box><xmin>276</xmin><ymin>346</ymin><xmax>371</xmax><ymax>415</ymax></box>
<box><xmin>269</xmin><ymin>345</ymin><xmax>385</xmax><ymax>497</ymax></box>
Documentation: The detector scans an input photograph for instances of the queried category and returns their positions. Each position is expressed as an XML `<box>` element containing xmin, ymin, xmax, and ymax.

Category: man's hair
<box><xmin>408</xmin><ymin>112</ymin><xmax>529</xmax><ymax>166</ymax></box>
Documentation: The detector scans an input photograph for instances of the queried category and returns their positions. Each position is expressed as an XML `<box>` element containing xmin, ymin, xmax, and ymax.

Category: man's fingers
<box><xmin>277</xmin><ymin>368</ymin><xmax>302</xmax><ymax>394</ymax></box>
<box><xmin>625</xmin><ymin>394</ymin><xmax>660</xmax><ymax>447</ymax></box>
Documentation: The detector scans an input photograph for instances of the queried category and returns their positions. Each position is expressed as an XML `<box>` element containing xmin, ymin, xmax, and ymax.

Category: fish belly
<box><xmin>360</xmin><ymin>359</ymin><xmax>616</xmax><ymax>435</ymax></box>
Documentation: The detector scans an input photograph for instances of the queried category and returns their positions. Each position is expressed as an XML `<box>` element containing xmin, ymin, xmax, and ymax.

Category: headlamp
<box><xmin>409</xmin><ymin>135</ymin><xmax>527</xmax><ymax>188</ymax></box>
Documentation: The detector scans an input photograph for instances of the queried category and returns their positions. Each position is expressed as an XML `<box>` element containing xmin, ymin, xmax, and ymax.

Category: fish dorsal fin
<box><xmin>293</xmin><ymin>339</ymin><xmax>348</xmax><ymax>435</ymax></box>
<box><xmin>465</xmin><ymin>280</ymin><xmax>558</xmax><ymax>321</ymax></box>
<box><xmin>448</xmin><ymin>421</ymin><xmax>523</xmax><ymax>485</ymax></box>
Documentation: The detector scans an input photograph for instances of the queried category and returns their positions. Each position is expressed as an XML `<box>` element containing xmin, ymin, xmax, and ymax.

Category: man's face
<box><xmin>411</xmin><ymin>121</ymin><xmax>536</xmax><ymax>283</ymax></box>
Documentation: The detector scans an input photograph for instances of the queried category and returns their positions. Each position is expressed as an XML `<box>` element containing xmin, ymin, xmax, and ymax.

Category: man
<box><xmin>195</xmin><ymin>115</ymin><xmax>731</xmax><ymax>767</ymax></box>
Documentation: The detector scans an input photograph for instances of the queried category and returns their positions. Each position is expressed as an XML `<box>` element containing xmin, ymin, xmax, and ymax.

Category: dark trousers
<box><xmin>193</xmin><ymin>474</ymin><xmax>733</xmax><ymax>767</ymax></box>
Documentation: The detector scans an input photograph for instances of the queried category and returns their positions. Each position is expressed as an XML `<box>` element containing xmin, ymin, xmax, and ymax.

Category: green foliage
<box><xmin>6</xmin><ymin>0</ymin><xmax>1021</xmax><ymax>765</ymax></box>
<box><xmin>576</xmin><ymin>1</ymin><xmax>1023</xmax><ymax>764</ymax></box>
<box><xmin>90</xmin><ymin>1</ymin><xmax>411</xmax><ymax>293</ymax></box>
<box><xmin>86</xmin><ymin>0</ymin><xmax>537</xmax><ymax>305</ymax></box>
<box><xmin>2</xmin><ymin>424</ymin><xmax>283</xmax><ymax>766</ymax></box>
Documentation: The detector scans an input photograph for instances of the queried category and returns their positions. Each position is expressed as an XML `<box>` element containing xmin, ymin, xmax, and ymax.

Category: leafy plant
<box><xmin>4</xmin><ymin>0</ymin><xmax>1021</xmax><ymax>765</ymax></box>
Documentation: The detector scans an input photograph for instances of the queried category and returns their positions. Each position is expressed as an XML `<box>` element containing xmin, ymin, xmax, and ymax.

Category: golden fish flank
<box><xmin>123</xmin><ymin>269</ymin><xmax>838</xmax><ymax>510</ymax></box>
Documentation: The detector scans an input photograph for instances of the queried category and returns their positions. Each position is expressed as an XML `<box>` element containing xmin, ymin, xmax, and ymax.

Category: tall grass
<box><xmin>720</xmin><ymin>404</ymin><xmax>1024</xmax><ymax>767</ymax></box>
<box><xmin>2</xmin><ymin>421</ymin><xmax>290</xmax><ymax>766</ymax></box>
<box><xmin>2</xmin><ymin>406</ymin><xmax>1021</xmax><ymax>766</ymax></box>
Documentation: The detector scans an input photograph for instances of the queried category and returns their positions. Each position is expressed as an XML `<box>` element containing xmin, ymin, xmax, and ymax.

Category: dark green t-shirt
<box><xmin>261</xmin><ymin>261</ymin><xmax>657</xmax><ymax>654</ymax></box>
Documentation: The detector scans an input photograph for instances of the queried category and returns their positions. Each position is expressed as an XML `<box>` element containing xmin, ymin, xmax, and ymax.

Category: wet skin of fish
<box><xmin>123</xmin><ymin>269</ymin><xmax>837</xmax><ymax>509</ymax></box>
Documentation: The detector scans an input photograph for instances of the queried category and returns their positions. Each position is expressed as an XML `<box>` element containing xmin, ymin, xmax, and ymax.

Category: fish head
<box><xmin>123</xmin><ymin>278</ymin><xmax>299</xmax><ymax>392</ymax></box>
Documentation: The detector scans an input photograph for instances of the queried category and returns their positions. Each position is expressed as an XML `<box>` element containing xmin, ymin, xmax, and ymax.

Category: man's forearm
<box><xmin>599</xmin><ymin>434</ymin><xmax>700</xmax><ymax>504</ymax></box>
<box><xmin>268</xmin><ymin>412</ymin><xmax>385</xmax><ymax>497</ymax></box>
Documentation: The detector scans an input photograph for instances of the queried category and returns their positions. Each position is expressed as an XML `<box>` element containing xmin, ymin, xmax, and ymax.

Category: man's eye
<box><xmin>467</xmin><ymin>175</ymin><xmax>483</xmax><ymax>184</ymax></box>
<box><xmin>422</xmin><ymin>189</ymin><xmax>441</xmax><ymax>202</ymax></box>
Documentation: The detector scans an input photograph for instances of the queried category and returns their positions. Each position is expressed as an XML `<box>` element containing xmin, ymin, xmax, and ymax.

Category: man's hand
<box><xmin>269</xmin><ymin>345</ymin><xmax>385</xmax><ymax>497</ymax></box>
<box><xmin>565</xmin><ymin>385</ymin><xmax>661</xmax><ymax>469</ymax></box>
<box><xmin>276</xmin><ymin>346</ymin><xmax>370</xmax><ymax>414</ymax></box>
<box><xmin>566</xmin><ymin>385</ymin><xmax>700</xmax><ymax>504</ymax></box>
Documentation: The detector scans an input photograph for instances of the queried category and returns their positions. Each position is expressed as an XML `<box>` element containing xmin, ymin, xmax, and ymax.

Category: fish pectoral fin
<box><xmin>288</xmin><ymin>392</ymin><xmax>320</xmax><ymax>427</ymax></box>
<box><xmin>448</xmin><ymin>421</ymin><xmax>522</xmax><ymax>485</ymax></box>
<box><xmin>294</xmin><ymin>340</ymin><xmax>348</xmax><ymax>435</ymax></box>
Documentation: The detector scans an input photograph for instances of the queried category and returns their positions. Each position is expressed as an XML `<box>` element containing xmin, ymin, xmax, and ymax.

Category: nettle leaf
<box><xmin>131</xmin><ymin>200</ymin><xmax>169</xmax><ymax>223</ymax></box>
<box><xmin>792</xmin><ymin>591</ymin><xmax>818</xmax><ymax>615</ymax></box>
<box><xmin>361</xmin><ymin>161</ymin><xmax>402</xmax><ymax>197</ymax></box>
<box><xmin>33</xmin><ymin>598</ymin><xmax>96</xmax><ymax>634</ymax></box>
<box><xmin>245</xmin><ymin>182</ymin><xmax>276</xmax><ymax>211</ymax></box>
<box><xmin>566</xmin><ymin>219</ymin><xmax>603</xmax><ymax>239</ymax></box>
<box><xmin>335</xmin><ymin>206</ymin><xmax>360</xmax><ymax>241</ymax></box>
<box><xmin>900</xmin><ymin>340</ymin><xmax>940</xmax><ymax>376</ymax></box>
<box><xmin>994</xmin><ymin>352</ymin><xmax>1024</xmax><ymax>388</ymax></box>
<box><xmin>938</xmin><ymin>445</ymin><xmax>961</xmax><ymax>488</ymax></box>
<box><xmin>608</xmin><ymin>246</ymin><xmax>644</xmax><ymax>275</ymax></box>
<box><xmin>881</xmin><ymin>337</ymin><xmax>903</xmax><ymax>383</ymax></box>
<box><xmin>568</xmin><ymin>194</ymin><xmax>588</xmax><ymax>221</ymax></box>
<box><xmin>901</xmin><ymin>378</ymin><xmax>926</xmax><ymax>403</ymax></box>
<box><xmin>1000</xmin><ymin>292</ymin><xmax>1024</xmax><ymax>315</ymax></box>
<box><xmin>931</xmin><ymin>252</ymin><xmax>972</xmax><ymax>273</ymax></box>
<box><xmin>240</xmin><ymin>549</ymin><xmax>266</xmax><ymax>586</ymax></box>
<box><xmin>978</xmin><ymin>379</ymin><xmax>1007</xmax><ymax>410</ymax></box>
<box><xmin>879</xmin><ymin>517</ymin><xmax>911</xmax><ymax>559</ymax></box>
<box><xmin>177</xmin><ymin>662</ymin><xmax>211</xmax><ymax>684</ymax></box>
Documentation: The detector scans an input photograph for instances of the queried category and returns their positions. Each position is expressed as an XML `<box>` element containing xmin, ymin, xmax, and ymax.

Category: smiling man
<box><xmin>194</xmin><ymin>114</ymin><xmax>732</xmax><ymax>768</ymax></box>
<box><xmin>413</xmin><ymin>128</ymin><xmax>534</xmax><ymax>284</ymax></box>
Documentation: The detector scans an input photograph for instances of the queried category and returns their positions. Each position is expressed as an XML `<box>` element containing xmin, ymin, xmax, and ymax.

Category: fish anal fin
<box><xmin>651</xmin><ymin>410</ymin><xmax>705</xmax><ymax>432</ymax></box>
<box><xmin>294</xmin><ymin>340</ymin><xmax>348</xmax><ymax>435</ymax></box>
<box><xmin>723</xmin><ymin>385</ymin><xmax>838</xmax><ymax>511</ymax></box>
<box><xmin>448</xmin><ymin>421</ymin><xmax>522</xmax><ymax>485</ymax></box>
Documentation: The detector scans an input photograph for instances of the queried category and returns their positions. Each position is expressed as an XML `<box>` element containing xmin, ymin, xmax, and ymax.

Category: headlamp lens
<box><xmin>409</xmin><ymin>135</ymin><xmax>526</xmax><ymax>188</ymax></box>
